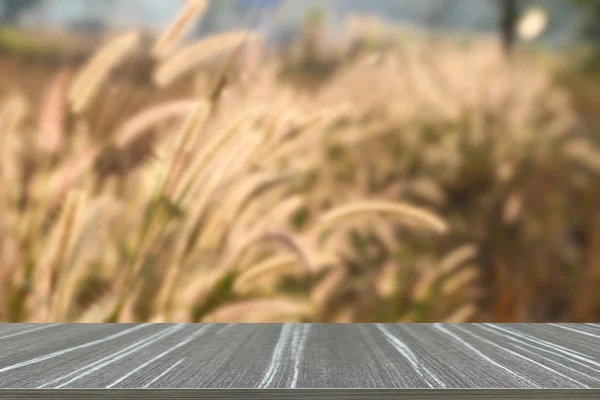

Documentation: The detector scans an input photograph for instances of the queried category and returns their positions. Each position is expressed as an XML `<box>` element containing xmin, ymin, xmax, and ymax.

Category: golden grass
<box><xmin>0</xmin><ymin>5</ymin><xmax>596</xmax><ymax>324</ymax></box>
<box><xmin>234</xmin><ymin>254</ymin><xmax>300</xmax><ymax>295</ymax></box>
<box><xmin>114</xmin><ymin>100</ymin><xmax>202</xmax><ymax>149</ymax></box>
<box><xmin>317</xmin><ymin>201</ymin><xmax>449</xmax><ymax>235</ymax></box>
<box><xmin>154</xmin><ymin>31</ymin><xmax>262</xmax><ymax>87</ymax></box>
<box><xmin>68</xmin><ymin>31</ymin><xmax>141</xmax><ymax>114</ymax></box>
<box><xmin>202</xmin><ymin>297</ymin><xmax>312</xmax><ymax>323</ymax></box>
<box><xmin>38</xmin><ymin>68</ymin><xmax>71</xmax><ymax>154</ymax></box>
<box><xmin>152</xmin><ymin>0</ymin><xmax>209</xmax><ymax>60</ymax></box>
<box><xmin>33</xmin><ymin>190</ymin><xmax>85</xmax><ymax>322</ymax></box>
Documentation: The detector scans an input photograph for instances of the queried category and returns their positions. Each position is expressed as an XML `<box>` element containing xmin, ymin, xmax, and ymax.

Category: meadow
<box><xmin>0</xmin><ymin>0</ymin><xmax>599</xmax><ymax>324</ymax></box>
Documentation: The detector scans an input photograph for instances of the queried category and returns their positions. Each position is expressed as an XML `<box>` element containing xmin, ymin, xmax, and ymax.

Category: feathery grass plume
<box><xmin>564</xmin><ymin>139</ymin><xmax>600</xmax><ymax>175</ymax></box>
<box><xmin>259</xmin><ymin>128</ymin><xmax>322</xmax><ymax>166</ymax></box>
<box><xmin>438</xmin><ymin>245</ymin><xmax>478</xmax><ymax>276</ymax></box>
<box><xmin>226</xmin><ymin>229</ymin><xmax>314</xmax><ymax>276</ymax></box>
<box><xmin>234</xmin><ymin>195</ymin><xmax>305</xmax><ymax>241</ymax></box>
<box><xmin>181</xmin><ymin>128</ymin><xmax>266</xmax><ymax>207</ymax></box>
<box><xmin>376</xmin><ymin>261</ymin><xmax>399</xmax><ymax>298</ymax></box>
<box><xmin>201</xmin><ymin>297</ymin><xmax>312</xmax><ymax>322</ymax></box>
<box><xmin>69</xmin><ymin>31</ymin><xmax>141</xmax><ymax>114</ymax></box>
<box><xmin>316</xmin><ymin>201</ymin><xmax>449</xmax><ymax>235</ymax></box>
<box><xmin>76</xmin><ymin>291</ymin><xmax>120</xmax><ymax>323</ymax></box>
<box><xmin>150</xmin><ymin>141</ymin><xmax>245</xmax><ymax>313</ymax></box>
<box><xmin>205</xmin><ymin>37</ymin><xmax>248</xmax><ymax>105</ymax></box>
<box><xmin>32</xmin><ymin>190</ymin><xmax>85</xmax><ymax>322</ymax></box>
<box><xmin>149</xmin><ymin>314</ymin><xmax>167</xmax><ymax>323</ymax></box>
<box><xmin>197</xmin><ymin>171</ymin><xmax>299</xmax><ymax>250</ymax></box>
<box><xmin>0</xmin><ymin>16</ymin><xmax>591</xmax><ymax>324</ymax></box>
<box><xmin>165</xmin><ymin>132</ymin><xmax>265</xmax><ymax>265</ymax></box>
<box><xmin>258</xmin><ymin>114</ymin><xmax>343</xmax><ymax>167</ymax></box>
<box><xmin>252</xmin><ymin>111</ymin><xmax>322</xmax><ymax>159</ymax></box>
<box><xmin>170</xmin><ymin>267</ymin><xmax>231</xmax><ymax>321</ymax></box>
<box><xmin>234</xmin><ymin>254</ymin><xmax>300</xmax><ymax>294</ymax></box>
<box><xmin>0</xmin><ymin>94</ymin><xmax>28</xmax><ymax>198</ymax></box>
<box><xmin>113</xmin><ymin>99</ymin><xmax>201</xmax><ymax>149</ymax></box>
<box><xmin>408</xmin><ymin>177</ymin><xmax>447</xmax><ymax>206</ymax></box>
<box><xmin>37</xmin><ymin>67</ymin><xmax>71</xmax><ymax>154</ymax></box>
<box><xmin>171</xmin><ymin>104</ymin><xmax>267</xmax><ymax>203</ymax></box>
<box><xmin>397</xmin><ymin>311</ymin><xmax>419</xmax><ymax>323</ymax></box>
<box><xmin>117</xmin><ymin>284</ymin><xmax>143</xmax><ymax>323</ymax></box>
<box><xmin>444</xmin><ymin>304</ymin><xmax>478</xmax><ymax>323</ymax></box>
<box><xmin>0</xmin><ymin>94</ymin><xmax>28</xmax><ymax>144</ymax></box>
<box><xmin>51</xmin><ymin>197</ymin><xmax>109</xmax><ymax>321</ymax></box>
<box><xmin>440</xmin><ymin>267</ymin><xmax>480</xmax><ymax>297</ymax></box>
<box><xmin>159</xmin><ymin>99</ymin><xmax>212</xmax><ymax>197</ymax></box>
<box><xmin>503</xmin><ymin>193</ymin><xmax>522</xmax><ymax>224</ymax></box>
<box><xmin>107</xmin><ymin>98</ymin><xmax>210</xmax><ymax>320</ymax></box>
<box><xmin>311</xmin><ymin>267</ymin><xmax>346</xmax><ymax>308</ymax></box>
<box><xmin>92</xmin><ymin>84</ymin><xmax>150</xmax><ymax>143</ymax></box>
<box><xmin>152</xmin><ymin>0</ymin><xmax>208</xmax><ymax>60</ymax></box>
<box><xmin>412</xmin><ymin>267</ymin><xmax>439</xmax><ymax>303</ymax></box>
<box><xmin>161</xmin><ymin>148</ymin><xmax>266</xmax><ymax>281</ymax></box>
<box><xmin>333</xmin><ymin>306</ymin><xmax>355</xmax><ymax>323</ymax></box>
<box><xmin>153</xmin><ymin>30</ymin><xmax>261</xmax><ymax>87</ymax></box>
<box><xmin>155</xmin><ymin>260</ymin><xmax>182</xmax><ymax>317</ymax></box>
<box><xmin>48</xmin><ymin>144</ymin><xmax>104</xmax><ymax>203</ymax></box>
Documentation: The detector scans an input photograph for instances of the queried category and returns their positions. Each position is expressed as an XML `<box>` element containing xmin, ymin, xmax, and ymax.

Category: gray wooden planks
<box><xmin>0</xmin><ymin>323</ymin><xmax>599</xmax><ymax>399</ymax></box>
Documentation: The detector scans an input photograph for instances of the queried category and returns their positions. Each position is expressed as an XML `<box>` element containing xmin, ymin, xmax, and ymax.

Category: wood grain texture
<box><xmin>0</xmin><ymin>323</ymin><xmax>599</xmax><ymax>399</ymax></box>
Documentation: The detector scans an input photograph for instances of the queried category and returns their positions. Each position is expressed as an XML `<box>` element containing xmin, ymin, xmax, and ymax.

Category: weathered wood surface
<box><xmin>0</xmin><ymin>323</ymin><xmax>599</xmax><ymax>399</ymax></box>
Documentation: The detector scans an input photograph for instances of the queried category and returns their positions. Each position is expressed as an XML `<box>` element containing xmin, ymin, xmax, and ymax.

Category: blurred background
<box><xmin>0</xmin><ymin>0</ymin><xmax>599</xmax><ymax>324</ymax></box>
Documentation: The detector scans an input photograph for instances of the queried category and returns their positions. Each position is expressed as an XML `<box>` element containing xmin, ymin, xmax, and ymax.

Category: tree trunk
<box><xmin>500</xmin><ymin>0</ymin><xmax>519</xmax><ymax>56</ymax></box>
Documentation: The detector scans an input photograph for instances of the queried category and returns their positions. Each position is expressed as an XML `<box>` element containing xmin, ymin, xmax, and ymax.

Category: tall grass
<box><xmin>0</xmin><ymin>1</ymin><xmax>597</xmax><ymax>323</ymax></box>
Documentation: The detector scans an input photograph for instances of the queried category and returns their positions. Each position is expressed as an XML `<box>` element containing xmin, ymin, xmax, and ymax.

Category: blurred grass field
<box><xmin>0</xmin><ymin>0</ymin><xmax>599</xmax><ymax>324</ymax></box>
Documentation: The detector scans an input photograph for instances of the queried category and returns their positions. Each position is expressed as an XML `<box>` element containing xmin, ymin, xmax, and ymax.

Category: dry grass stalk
<box><xmin>76</xmin><ymin>291</ymin><xmax>120</xmax><ymax>323</ymax></box>
<box><xmin>158</xmin><ymin>99</ymin><xmax>212</xmax><ymax>197</ymax></box>
<box><xmin>33</xmin><ymin>190</ymin><xmax>85</xmax><ymax>322</ymax></box>
<box><xmin>226</xmin><ymin>230</ymin><xmax>315</xmax><ymax>275</ymax></box>
<box><xmin>154</xmin><ymin>30</ymin><xmax>261</xmax><ymax>87</ymax></box>
<box><xmin>376</xmin><ymin>262</ymin><xmax>399</xmax><ymax>298</ymax></box>
<box><xmin>564</xmin><ymin>140</ymin><xmax>600</xmax><ymax>175</ymax></box>
<box><xmin>171</xmin><ymin>105</ymin><xmax>266</xmax><ymax>202</ymax></box>
<box><xmin>37</xmin><ymin>68</ymin><xmax>71</xmax><ymax>154</ymax></box>
<box><xmin>236</xmin><ymin>195</ymin><xmax>305</xmax><ymax>240</ymax></box>
<box><xmin>51</xmin><ymin>198</ymin><xmax>109</xmax><ymax>320</ymax></box>
<box><xmin>175</xmin><ymin>135</ymin><xmax>260</xmax><ymax>235</ymax></box>
<box><xmin>445</xmin><ymin>304</ymin><xmax>478</xmax><ymax>323</ymax></box>
<box><xmin>48</xmin><ymin>144</ymin><xmax>105</xmax><ymax>202</ymax></box>
<box><xmin>412</xmin><ymin>267</ymin><xmax>438</xmax><ymax>303</ymax></box>
<box><xmin>182</xmin><ymin>129</ymin><xmax>266</xmax><ymax>207</ymax></box>
<box><xmin>438</xmin><ymin>245</ymin><xmax>478</xmax><ymax>276</ymax></box>
<box><xmin>149</xmin><ymin>139</ymin><xmax>265</xmax><ymax>313</ymax></box>
<box><xmin>155</xmin><ymin>260</ymin><xmax>182</xmax><ymax>316</ymax></box>
<box><xmin>152</xmin><ymin>0</ymin><xmax>208</xmax><ymax>60</ymax></box>
<box><xmin>503</xmin><ymin>193</ymin><xmax>523</xmax><ymax>224</ymax></box>
<box><xmin>0</xmin><ymin>95</ymin><xmax>27</xmax><ymax>196</ymax></box>
<box><xmin>317</xmin><ymin>201</ymin><xmax>449</xmax><ymax>235</ymax></box>
<box><xmin>117</xmin><ymin>285</ymin><xmax>142</xmax><ymax>323</ymax></box>
<box><xmin>0</xmin><ymin>94</ymin><xmax>28</xmax><ymax>143</ymax></box>
<box><xmin>114</xmin><ymin>99</ymin><xmax>202</xmax><ymax>149</ymax></box>
<box><xmin>440</xmin><ymin>267</ymin><xmax>480</xmax><ymax>297</ymax></box>
<box><xmin>202</xmin><ymin>297</ymin><xmax>312</xmax><ymax>322</ymax></box>
<box><xmin>69</xmin><ymin>31</ymin><xmax>141</xmax><ymax>114</ymax></box>
<box><xmin>173</xmin><ymin>267</ymin><xmax>230</xmax><ymax>318</ymax></box>
<box><xmin>311</xmin><ymin>267</ymin><xmax>346</xmax><ymax>308</ymax></box>
<box><xmin>234</xmin><ymin>254</ymin><xmax>300</xmax><ymax>294</ymax></box>
<box><xmin>197</xmin><ymin>171</ymin><xmax>298</xmax><ymax>250</ymax></box>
